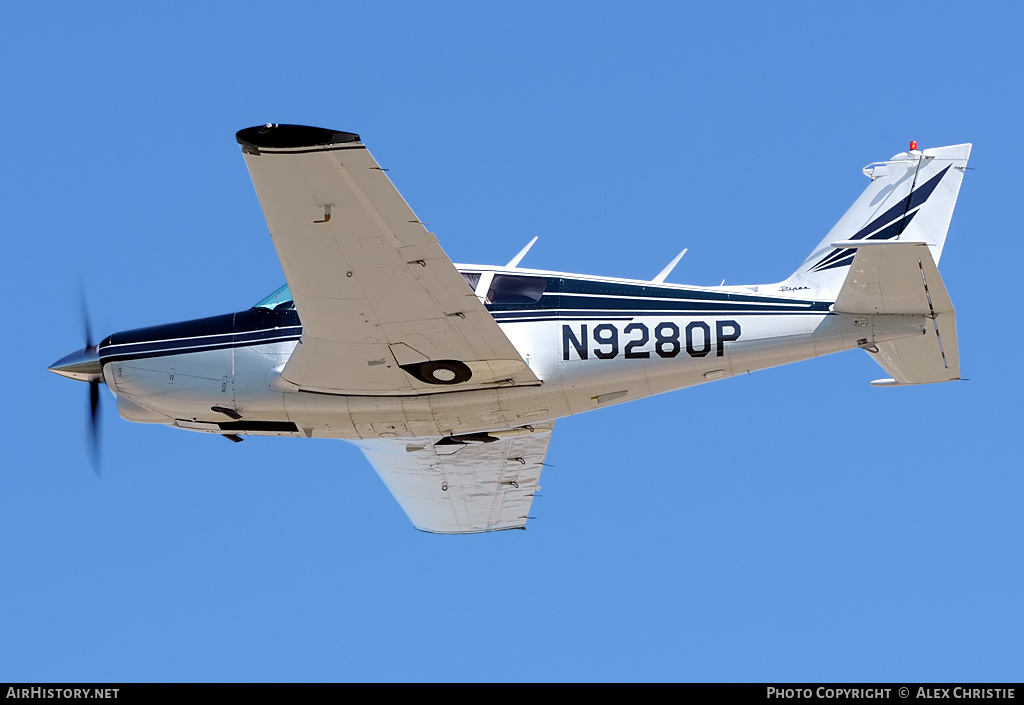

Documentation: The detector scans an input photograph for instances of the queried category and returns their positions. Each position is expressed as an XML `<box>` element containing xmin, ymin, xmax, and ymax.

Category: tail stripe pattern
<box><xmin>809</xmin><ymin>165</ymin><xmax>951</xmax><ymax>272</ymax></box>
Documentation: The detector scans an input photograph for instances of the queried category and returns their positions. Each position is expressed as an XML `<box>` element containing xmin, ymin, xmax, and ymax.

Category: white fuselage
<box><xmin>101</xmin><ymin>265</ymin><xmax>928</xmax><ymax>441</ymax></box>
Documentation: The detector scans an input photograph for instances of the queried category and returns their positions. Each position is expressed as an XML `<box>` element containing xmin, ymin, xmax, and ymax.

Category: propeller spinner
<box><xmin>49</xmin><ymin>308</ymin><xmax>105</xmax><ymax>475</ymax></box>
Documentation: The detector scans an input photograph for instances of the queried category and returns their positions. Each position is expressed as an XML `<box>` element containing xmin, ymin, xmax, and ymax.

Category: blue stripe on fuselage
<box><xmin>97</xmin><ymin>283</ymin><xmax>827</xmax><ymax>363</ymax></box>
<box><xmin>98</xmin><ymin>309</ymin><xmax>301</xmax><ymax>364</ymax></box>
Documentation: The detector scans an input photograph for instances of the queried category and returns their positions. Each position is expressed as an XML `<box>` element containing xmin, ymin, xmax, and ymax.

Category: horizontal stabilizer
<box><xmin>833</xmin><ymin>241</ymin><xmax>959</xmax><ymax>385</ymax></box>
<box><xmin>833</xmin><ymin>241</ymin><xmax>952</xmax><ymax>315</ymax></box>
<box><xmin>867</xmin><ymin>312</ymin><xmax>959</xmax><ymax>385</ymax></box>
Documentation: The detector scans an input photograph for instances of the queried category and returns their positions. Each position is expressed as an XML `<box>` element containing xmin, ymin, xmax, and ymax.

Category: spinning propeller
<box><xmin>49</xmin><ymin>299</ymin><xmax>105</xmax><ymax>476</ymax></box>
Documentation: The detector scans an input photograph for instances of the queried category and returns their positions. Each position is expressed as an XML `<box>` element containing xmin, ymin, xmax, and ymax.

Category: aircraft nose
<box><xmin>49</xmin><ymin>346</ymin><xmax>103</xmax><ymax>383</ymax></box>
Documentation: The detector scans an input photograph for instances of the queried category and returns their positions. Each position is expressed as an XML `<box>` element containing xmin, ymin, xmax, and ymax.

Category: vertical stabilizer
<box><xmin>781</xmin><ymin>143</ymin><xmax>971</xmax><ymax>297</ymax></box>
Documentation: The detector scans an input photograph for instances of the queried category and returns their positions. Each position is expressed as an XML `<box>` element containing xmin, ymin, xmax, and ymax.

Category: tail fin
<box><xmin>781</xmin><ymin>143</ymin><xmax>972</xmax><ymax>296</ymax></box>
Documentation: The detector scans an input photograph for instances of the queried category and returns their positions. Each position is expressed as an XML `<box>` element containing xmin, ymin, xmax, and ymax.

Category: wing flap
<box><xmin>354</xmin><ymin>426</ymin><xmax>553</xmax><ymax>534</ymax></box>
<box><xmin>238</xmin><ymin>125</ymin><xmax>540</xmax><ymax>395</ymax></box>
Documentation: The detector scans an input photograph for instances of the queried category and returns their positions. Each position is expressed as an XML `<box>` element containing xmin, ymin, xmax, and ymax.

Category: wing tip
<box><xmin>236</xmin><ymin>124</ymin><xmax>360</xmax><ymax>150</ymax></box>
<box><xmin>414</xmin><ymin>523</ymin><xmax>528</xmax><ymax>535</ymax></box>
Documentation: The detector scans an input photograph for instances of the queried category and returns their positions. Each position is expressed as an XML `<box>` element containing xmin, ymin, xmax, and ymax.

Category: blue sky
<box><xmin>2</xmin><ymin>1</ymin><xmax>1021</xmax><ymax>682</ymax></box>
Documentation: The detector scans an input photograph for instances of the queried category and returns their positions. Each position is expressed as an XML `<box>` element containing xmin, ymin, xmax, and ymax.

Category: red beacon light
<box><xmin>909</xmin><ymin>140</ymin><xmax>918</xmax><ymax>151</ymax></box>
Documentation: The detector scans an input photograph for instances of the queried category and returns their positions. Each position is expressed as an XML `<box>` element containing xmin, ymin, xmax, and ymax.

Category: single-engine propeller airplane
<box><xmin>50</xmin><ymin>125</ymin><xmax>971</xmax><ymax>533</ymax></box>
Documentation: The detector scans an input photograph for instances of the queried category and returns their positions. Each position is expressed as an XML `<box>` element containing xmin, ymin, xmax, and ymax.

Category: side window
<box><xmin>486</xmin><ymin>275</ymin><xmax>547</xmax><ymax>304</ymax></box>
<box><xmin>252</xmin><ymin>284</ymin><xmax>294</xmax><ymax>312</ymax></box>
<box><xmin>461</xmin><ymin>272</ymin><xmax>481</xmax><ymax>291</ymax></box>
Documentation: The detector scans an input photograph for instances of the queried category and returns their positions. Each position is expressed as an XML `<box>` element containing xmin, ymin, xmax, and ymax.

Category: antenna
<box><xmin>651</xmin><ymin>248</ymin><xmax>687</xmax><ymax>284</ymax></box>
<box><xmin>505</xmin><ymin>236</ymin><xmax>539</xmax><ymax>268</ymax></box>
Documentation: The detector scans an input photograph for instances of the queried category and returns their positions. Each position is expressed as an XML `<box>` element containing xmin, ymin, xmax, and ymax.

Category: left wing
<box><xmin>353</xmin><ymin>425</ymin><xmax>553</xmax><ymax>534</ymax></box>
<box><xmin>237</xmin><ymin>124</ymin><xmax>540</xmax><ymax>395</ymax></box>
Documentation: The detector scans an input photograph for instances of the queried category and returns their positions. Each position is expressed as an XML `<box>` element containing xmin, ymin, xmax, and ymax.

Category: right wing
<box><xmin>353</xmin><ymin>425</ymin><xmax>553</xmax><ymax>534</ymax></box>
<box><xmin>237</xmin><ymin>124</ymin><xmax>539</xmax><ymax>395</ymax></box>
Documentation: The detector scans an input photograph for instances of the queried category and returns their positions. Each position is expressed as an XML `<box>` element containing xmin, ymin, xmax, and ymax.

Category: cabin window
<box><xmin>461</xmin><ymin>272</ymin><xmax>481</xmax><ymax>291</ymax></box>
<box><xmin>486</xmin><ymin>275</ymin><xmax>547</xmax><ymax>304</ymax></box>
<box><xmin>252</xmin><ymin>284</ymin><xmax>295</xmax><ymax>312</ymax></box>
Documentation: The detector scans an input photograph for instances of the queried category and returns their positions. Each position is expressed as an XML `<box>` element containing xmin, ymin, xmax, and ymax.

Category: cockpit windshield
<box><xmin>252</xmin><ymin>284</ymin><xmax>295</xmax><ymax>312</ymax></box>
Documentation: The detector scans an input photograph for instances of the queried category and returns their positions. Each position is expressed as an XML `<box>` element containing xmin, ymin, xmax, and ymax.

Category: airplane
<box><xmin>49</xmin><ymin>125</ymin><xmax>971</xmax><ymax>534</ymax></box>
